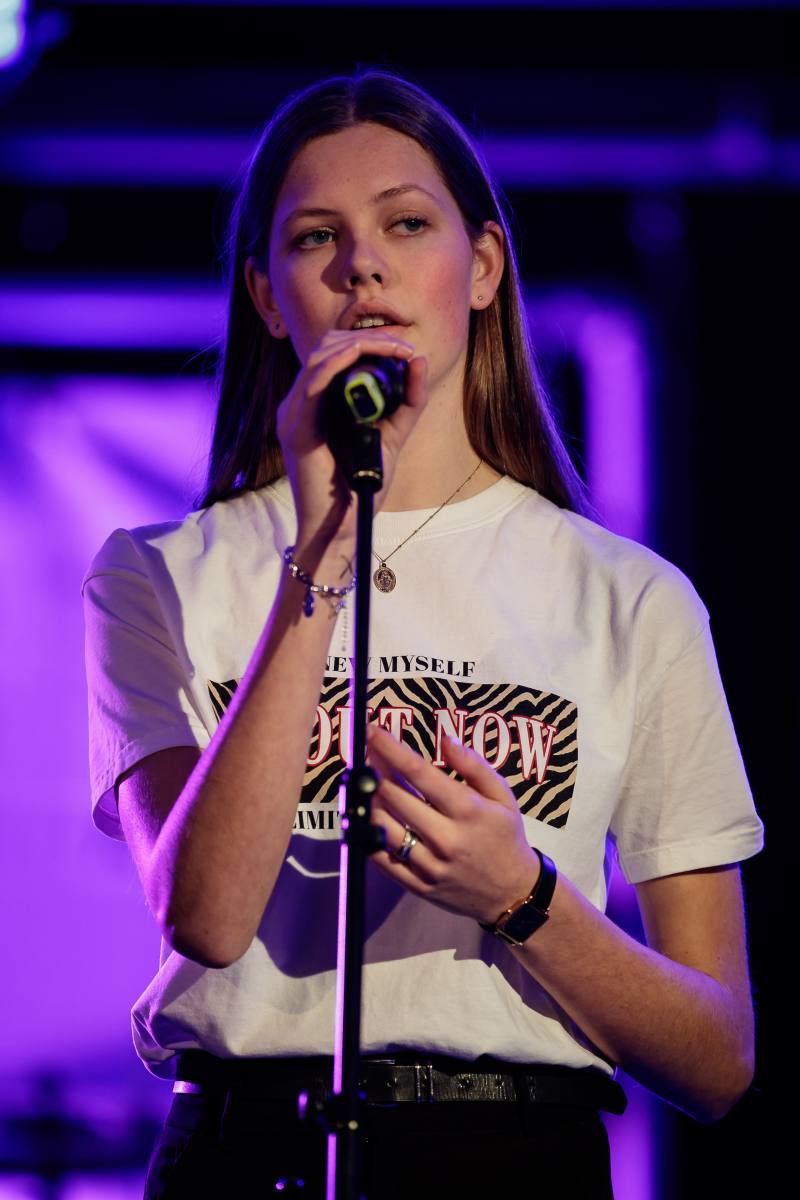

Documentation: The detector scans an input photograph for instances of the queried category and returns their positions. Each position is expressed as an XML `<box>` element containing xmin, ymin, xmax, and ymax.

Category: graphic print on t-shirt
<box><xmin>209</xmin><ymin>672</ymin><xmax>578</xmax><ymax>834</ymax></box>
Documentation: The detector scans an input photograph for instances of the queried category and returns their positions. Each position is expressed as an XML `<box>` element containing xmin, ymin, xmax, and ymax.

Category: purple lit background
<box><xmin>1</xmin><ymin>2</ymin><xmax>787</xmax><ymax>1196</ymax></box>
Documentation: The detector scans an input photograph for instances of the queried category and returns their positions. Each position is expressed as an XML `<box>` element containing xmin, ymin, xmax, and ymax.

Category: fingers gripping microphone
<box><xmin>320</xmin><ymin>354</ymin><xmax>407</xmax><ymax>431</ymax></box>
<box><xmin>319</xmin><ymin>355</ymin><xmax>408</xmax><ymax>487</ymax></box>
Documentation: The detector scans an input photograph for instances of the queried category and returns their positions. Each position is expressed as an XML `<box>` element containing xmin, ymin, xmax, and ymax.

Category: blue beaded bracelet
<box><xmin>283</xmin><ymin>545</ymin><xmax>356</xmax><ymax>617</ymax></box>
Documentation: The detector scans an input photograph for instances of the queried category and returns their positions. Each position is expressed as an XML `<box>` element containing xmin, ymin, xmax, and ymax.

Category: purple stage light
<box><xmin>2</xmin><ymin>127</ymin><xmax>796</xmax><ymax>189</ymax></box>
<box><xmin>0</xmin><ymin>279</ymin><xmax>225</xmax><ymax>350</ymax></box>
<box><xmin>528</xmin><ymin>290</ymin><xmax>650</xmax><ymax>542</ymax></box>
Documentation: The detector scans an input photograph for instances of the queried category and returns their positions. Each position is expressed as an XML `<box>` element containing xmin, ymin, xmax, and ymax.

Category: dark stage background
<box><xmin>0</xmin><ymin>2</ymin><xmax>792</xmax><ymax>1196</ymax></box>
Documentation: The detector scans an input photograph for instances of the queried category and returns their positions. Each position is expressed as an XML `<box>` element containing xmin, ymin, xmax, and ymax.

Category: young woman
<box><xmin>83</xmin><ymin>69</ymin><xmax>763</xmax><ymax>1198</ymax></box>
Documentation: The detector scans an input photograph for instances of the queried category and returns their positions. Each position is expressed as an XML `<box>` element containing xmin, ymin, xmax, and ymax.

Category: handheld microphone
<box><xmin>319</xmin><ymin>354</ymin><xmax>407</xmax><ymax>433</ymax></box>
<box><xmin>316</xmin><ymin>350</ymin><xmax>407</xmax><ymax>487</ymax></box>
<box><xmin>318</xmin><ymin>355</ymin><xmax>408</xmax><ymax>477</ymax></box>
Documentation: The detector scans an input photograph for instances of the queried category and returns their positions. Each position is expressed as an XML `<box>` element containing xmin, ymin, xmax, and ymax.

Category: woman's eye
<box><xmin>394</xmin><ymin>216</ymin><xmax>428</xmax><ymax>234</ymax></box>
<box><xmin>295</xmin><ymin>228</ymin><xmax>335</xmax><ymax>249</ymax></box>
<box><xmin>293</xmin><ymin>217</ymin><xmax>428</xmax><ymax>249</ymax></box>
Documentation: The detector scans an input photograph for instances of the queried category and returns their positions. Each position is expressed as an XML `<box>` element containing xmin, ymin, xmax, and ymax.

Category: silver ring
<box><xmin>393</xmin><ymin>826</ymin><xmax>419</xmax><ymax>863</ymax></box>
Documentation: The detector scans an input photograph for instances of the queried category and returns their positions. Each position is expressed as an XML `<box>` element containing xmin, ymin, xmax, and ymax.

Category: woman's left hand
<box><xmin>366</xmin><ymin>724</ymin><xmax>540</xmax><ymax>923</ymax></box>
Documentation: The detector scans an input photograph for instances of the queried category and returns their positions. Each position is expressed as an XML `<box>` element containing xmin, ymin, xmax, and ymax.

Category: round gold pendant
<box><xmin>373</xmin><ymin>563</ymin><xmax>397</xmax><ymax>593</ymax></box>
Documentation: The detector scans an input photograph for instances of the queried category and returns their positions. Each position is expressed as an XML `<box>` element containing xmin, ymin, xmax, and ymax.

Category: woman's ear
<box><xmin>471</xmin><ymin>220</ymin><xmax>505</xmax><ymax>311</ymax></box>
<box><xmin>244</xmin><ymin>256</ymin><xmax>289</xmax><ymax>339</ymax></box>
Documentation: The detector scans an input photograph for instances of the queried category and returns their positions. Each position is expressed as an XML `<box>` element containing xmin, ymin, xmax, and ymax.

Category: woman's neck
<box><xmin>380</xmin><ymin>423</ymin><xmax>501</xmax><ymax>512</ymax></box>
<box><xmin>381</xmin><ymin>386</ymin><xmax>501</xmax><ymax>513</ymax></box>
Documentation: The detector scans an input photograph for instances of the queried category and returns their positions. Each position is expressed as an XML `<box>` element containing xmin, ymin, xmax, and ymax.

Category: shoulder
<box><xmin>508</xmin><ymin>479</ymin><xmax>709</xmax><ymax>658</ymax></box>
<box><xmin>81</xmin><ymin>477</ymin><xmax>295</xmax><ymax>595</ymax></box>
<box><xmin>564</xmin><ymin>504</ymin><xmax>706</xmax><ymax>627</ymax></box>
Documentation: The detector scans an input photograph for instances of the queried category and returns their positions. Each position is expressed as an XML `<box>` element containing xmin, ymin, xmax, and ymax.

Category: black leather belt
<box><xmin>173</xmin><ymin>1050</ymin><xmax>627</xmax><ymax>1115</ymax></box>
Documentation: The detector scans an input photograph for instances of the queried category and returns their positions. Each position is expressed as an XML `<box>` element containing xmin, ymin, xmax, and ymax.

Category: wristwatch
<box><xmin>478</xmin><ymin>848</ymin><xmax>557</xmax><ymax>946</ymax></box>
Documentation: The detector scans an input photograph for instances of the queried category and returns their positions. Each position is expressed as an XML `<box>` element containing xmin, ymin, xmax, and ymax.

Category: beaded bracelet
<box><xmin>283</xmin><ymin>545</ymin><xmax>356</xmax><ymax>617</ymax></box>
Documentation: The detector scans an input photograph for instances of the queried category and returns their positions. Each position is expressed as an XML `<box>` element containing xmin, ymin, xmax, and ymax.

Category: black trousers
<box><xmin>144</xmin><ymin>1087</ymin><xmax>615</xmax><ymax>1199</ymax></box>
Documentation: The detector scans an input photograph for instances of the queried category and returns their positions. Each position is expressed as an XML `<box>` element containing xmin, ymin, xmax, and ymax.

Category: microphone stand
<box><xmin>302</xmin><ymin>424</ymin><xmax>386</xmax><ymax>1200</ymax></box>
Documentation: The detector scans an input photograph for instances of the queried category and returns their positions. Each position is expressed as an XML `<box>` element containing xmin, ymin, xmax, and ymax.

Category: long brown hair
<box><xmin>199</xmin><ymin>69</ymin><xmax>592</xmax><ymax>517</ymax></box>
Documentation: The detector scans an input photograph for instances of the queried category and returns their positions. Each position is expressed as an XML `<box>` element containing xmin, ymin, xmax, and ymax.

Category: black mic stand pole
<box><xmin>310</xmin><ymin>424</ymin><xmax>386</xmax><ymax>1200</ymax></box>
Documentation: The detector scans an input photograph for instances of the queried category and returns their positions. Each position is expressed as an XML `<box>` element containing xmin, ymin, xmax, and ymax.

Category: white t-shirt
<box><xmin>82</xmin><ymin>475</ymin><xmax>763</xmax><ymax>1079</ymax></box>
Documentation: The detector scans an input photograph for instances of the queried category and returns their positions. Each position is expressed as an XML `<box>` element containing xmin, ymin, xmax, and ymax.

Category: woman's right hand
<box><xmin>276</xmin><ymin>329</ymin><xmax>428</xmax><ymax>556</ymax></box>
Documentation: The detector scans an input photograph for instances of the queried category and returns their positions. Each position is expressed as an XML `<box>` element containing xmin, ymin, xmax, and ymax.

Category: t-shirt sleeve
<box><xmin>609</xmin><ymin>569</ymin><xmax>764</xmax><ymax>884</ymax></box>
<box><xmin>82</xmin><ymin>529</ymin><xmax>210</xmax><ymax>841</ymax></box>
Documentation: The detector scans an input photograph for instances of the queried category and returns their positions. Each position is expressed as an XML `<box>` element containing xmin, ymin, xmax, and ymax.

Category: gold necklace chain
<box><xmin>372</xmin><ymin>460</ymin><xmax>483</xmax><ymax>593</ymax></box>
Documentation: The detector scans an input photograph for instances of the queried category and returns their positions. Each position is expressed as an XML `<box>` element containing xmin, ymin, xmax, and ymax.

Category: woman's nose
<box><xmin>340</xmin><ymin>235</ymin><xmax>389</xmax><ymax>289</ymax></box>
<box><xmin>348</xmin><ymin>269</ymin><xmax>383</xmax><ymax>287</ymax></box>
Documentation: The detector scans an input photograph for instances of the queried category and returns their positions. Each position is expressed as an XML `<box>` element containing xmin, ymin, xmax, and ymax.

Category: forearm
<box><xmin>512</xmin><ymin>869</ymin><xmax>754</xmax><ymax>1122</ymax></box>
<box><xmin>151</xmin><ymin>532</ymin><xmax>353</xmax><ymax>967</ymax></box>
<box><xmin>365</xmin><ymin>694</ymin><xmax>755</xmax><ymax>1125</ymax></box>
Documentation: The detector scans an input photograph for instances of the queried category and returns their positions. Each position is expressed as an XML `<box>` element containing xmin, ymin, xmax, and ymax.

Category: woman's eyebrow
<box><xmin>280</xmin><ymin>184</ymin><xmax>440</xmax><ymax>230</ymax></box>
<box><xmin>374</xmin><ymin>183</ymin><xmax>439</xmax><ymax>204</ymax></box>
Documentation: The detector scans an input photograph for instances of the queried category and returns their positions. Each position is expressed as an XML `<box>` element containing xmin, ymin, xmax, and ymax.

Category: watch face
<box><xmin>484</xmin><ymin>850</ymin><xmax>557</xmax><ymax>945</ymax></box>
<box><xmin>500</xmin><ymin>902</ymin><xmax>549</xmax><ymax>945</ymax></box>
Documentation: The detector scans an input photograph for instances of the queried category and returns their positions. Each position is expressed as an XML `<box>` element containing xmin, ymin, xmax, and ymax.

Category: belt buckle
<box><xmin>414</xmin><ymin>1062</ymin><xmax>433</xmax><ymax>1103</ymax></box>
<box><xmin>173</xmin><ymin>1080</ymin><xmax>204</xmax><ymax>1095</ymax></box>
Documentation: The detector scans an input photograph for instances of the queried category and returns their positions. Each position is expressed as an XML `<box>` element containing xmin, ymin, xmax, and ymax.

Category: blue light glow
<box><xmin>0</xmin><ymin>0</ymin><xmax>26</xmax><ymax>69</ymax></box>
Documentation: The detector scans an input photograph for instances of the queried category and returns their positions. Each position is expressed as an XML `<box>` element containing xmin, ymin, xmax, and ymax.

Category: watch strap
<box><xmin>479</xmin><ymin>848</ymin><xmax>557</xmax><ymax>946</ymax></box>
